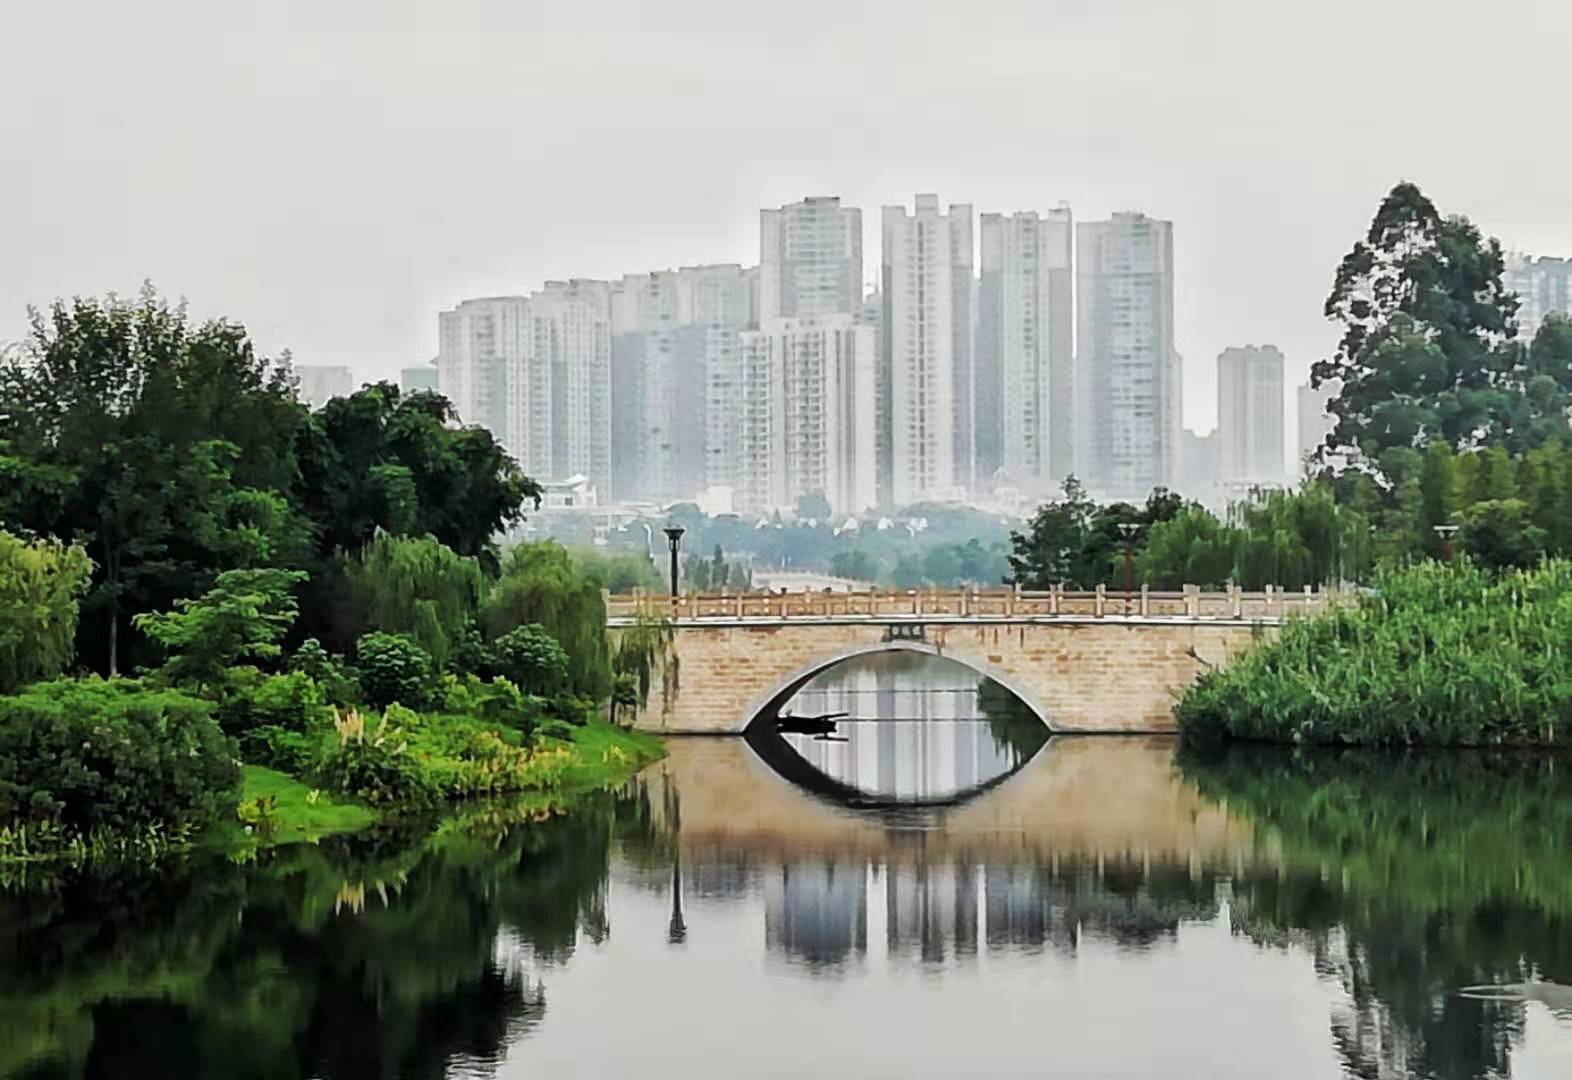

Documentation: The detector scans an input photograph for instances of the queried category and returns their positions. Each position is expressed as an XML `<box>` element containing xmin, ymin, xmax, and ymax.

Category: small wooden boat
<box><xmin>775</xmin><ymin>711</ymin><xmax>848</xmax><ymax>736</ymax></box>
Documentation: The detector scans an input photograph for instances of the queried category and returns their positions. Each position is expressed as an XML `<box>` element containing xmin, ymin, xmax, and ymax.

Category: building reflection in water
<box><xmin>758</xmin><ymin>854</ymin><xmax>1222</xmax><ymax>968</ymax></box>
<box><xmin>772</xmin><ymin>652</ymin><xmax>1046</xmax><ymax>802</ymax></box>
<box><xmin>763</xmin><ymin>861</ymin><xmax>869</xmax><ymax>968</ymax></box>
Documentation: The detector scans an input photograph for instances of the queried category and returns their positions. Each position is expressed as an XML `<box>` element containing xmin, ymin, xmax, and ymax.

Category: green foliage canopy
<box><xmin>134</xmin><ymin>569</ymin><xmax>307</xmax><ymax>687</ymax></box>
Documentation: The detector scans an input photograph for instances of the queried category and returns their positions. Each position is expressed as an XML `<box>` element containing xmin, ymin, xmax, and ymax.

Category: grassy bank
<box><xmin>224</xmin><ymin>720</ymin><xmax>664</xmax><ymax>856</ymax></box>
<box><xmin>5</xmin><ymin>721</ymin><xmax>664</xmax><ymax>866</ymax></box>
<box><xmin>1176</xmin><ymin>560</ymin><xmax>1572</xmax><ymax>746</ymax></box>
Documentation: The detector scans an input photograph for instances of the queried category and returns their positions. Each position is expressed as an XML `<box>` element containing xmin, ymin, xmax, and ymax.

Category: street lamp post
<box><xmin>1116</xmin><ymin>522</ymin><xmax>1140</xmax><ymax>615</ymax></box>
<box><xmin>1433</xmin><ymin>523</ymin><xmax>1460</xmax><ymax>563</ymax></box>
<box><xmin>663</xmin><ymin>526</ymin><xmax>685</xmax><ymax>598</ymax></box>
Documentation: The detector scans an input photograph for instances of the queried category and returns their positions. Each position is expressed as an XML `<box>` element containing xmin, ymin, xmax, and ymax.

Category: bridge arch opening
<box><xmin>743</xmin><ymin>647</ymin><xmax>1050</xmax><ymax>808</ymax></box>
<box><xmin>738</xmin><ymin>640</ymin><xmax>1055</xmax><ymax>735</ymax></box>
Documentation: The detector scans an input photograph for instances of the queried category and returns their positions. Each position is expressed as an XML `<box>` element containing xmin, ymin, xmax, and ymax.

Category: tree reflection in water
<box><xmin>4</xmin><ymin>740</ymin><xmax>1572</xmax><ymax>1079</ymax></box>
<box><xmin>1181</xmin><ymin>744</ymin><xmax>1572</xmax><ymax>1080</ymax></box>
<box><xmin>0</xmin><ymin>786</ymin><xmax>670</xmax><ymax>1080</ymax></box>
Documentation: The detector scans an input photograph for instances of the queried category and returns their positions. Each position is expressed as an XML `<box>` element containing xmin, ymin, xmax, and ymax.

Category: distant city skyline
<box><xmin>6</xmin><ymin>0</ymin><xmax>1571</xmax><ymax>452</ymax></box>
<box><xmin>434</xmin><ymin>184</ymin><xmax>1572</xmax><ymax>512</ymax></box>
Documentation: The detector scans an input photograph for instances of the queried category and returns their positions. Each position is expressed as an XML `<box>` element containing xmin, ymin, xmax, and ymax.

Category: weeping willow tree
<box><xmin>1136</xmin><ymin>483</ymin><xmax>1371</xmax><ymax>591</ymax></box>
<box><xmin>1136</xmin><ymin>507</ymin><xmax>1238</xmax><ymax>589</ymax></box>
<box><xmin>1231</xmin><ymin>484</ymin><xmax>1371</xmax><ymax>589</ymax></box>
<box><xmin>483</xmin><ymin>542</ymin><xmax>612</xmax><ymax>700</ymax></box>
<box><xmin>0</xmin><ymin>531</ymin><xmax>92</xmax><ymax>693</ymax></box>
<box><xmin>611</xmin><ymin>612</ymin><xmax>671</xmax><ymax>714</ymax></box>
<box><xmin>345</xmin><ymin>533</ymin><xmax>486</xmax><ymax>669</ymax></box>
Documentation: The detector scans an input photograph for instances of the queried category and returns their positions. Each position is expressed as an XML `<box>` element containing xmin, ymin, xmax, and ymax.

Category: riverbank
<box><xmin>1176</xmin><ymin>560</ymin><xmax>1572</xmax><ymax>747</ymax></box>
<box><xmin>2</xmin><ymin>720</ymin><xmax>664</xmax><ymax>867</ymax></box>
<box><xmin>218</xmin><ymin>720</ymin><xmax>664</xmax><ymax>856</ymax></box>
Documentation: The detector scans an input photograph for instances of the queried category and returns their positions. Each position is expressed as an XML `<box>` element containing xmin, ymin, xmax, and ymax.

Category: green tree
<box><xmin>683</xmin><ymin>552</ymin><xmax>712</xmax><ymax>591</ymax></box>
<box><xmin>795</xmin><ymin>491</ymin><xmax>832</xmax><ymax>522</ymax></box>
<box><xmin>1478</xmin><ymin>444</ymin><xmax>1517</xmax><ymax>503</ymax></box>
<box><xmin>491</xmin><ymin>624</ymin><xmax>570</xmax><ymax>696</ymax></box>
<box><xmin>483</xmin><ymin>543</ymin><xmax>611</xmax><ymax>700</ymax></box>
<box><xmin>1459</xmin><ymin>499</ymin><xmax>1547</xmax><ymax>570</ymax></box>
<box><xmin>0</xmin><ymin>531</ymin><xmax>93</xmax><ymax>693</ymax></box>
<box><xmin>1312</xmin><ymin>182</ymin><xmax>1551</xmax><ymax>467</ymax></box>
<box><xmin>1137</xmin><ymin>508</ymin><xmax>1237</xmax><ymax>589</ymax></box>
<box><xmin>294</xmin><ymin>384</ymin><xmax>537</xmax><ymax>564</ymax></box>
<box><xmin>134</xmin><ymin>568</ymin><xmax>308</xmax><ymax>687</ymax></box>
<box><xmin>344</xmin><ymin>533</ymin><xmax>486</xmax><ymax>669</ymax></box>
<box><xmin>1007</xmin><ymin>477</ymin><xmax>1098</xmax><ymax>587</ymax></box>
<box><xmin>572</xmin><ymin>548</ymin><xmax>661</xmax><ymax>592</ymax></box>
<box><xmin>1231</xmin><ymin>486</ymin><xmax>1367</xmax><ymax>588</ymax></box>
<box><xmin>831</xmin><ymin>548</ymin><xmax>879</xmax><ymax>582</ymax></box>
<box><xmin>0</xmin><ymin>290</ymin><xmax>308</xmax><ymax>674</ymax></box>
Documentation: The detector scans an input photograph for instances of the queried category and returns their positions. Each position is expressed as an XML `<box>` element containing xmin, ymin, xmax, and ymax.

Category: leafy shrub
<box><xmin>439</xmin><ymin>674</ymin><xmax>545</xmax><ymax>741</ymax></box>
<box><xmin>491</xmin><ymin>624</ymin><xmax>569</xmax><ymax>695</ymax></box>
<box><xmin>214</xmin><ymin>668</ymin><xmax>330</xmax><ymax>735</ymax></box>
<box><xmin>356</xmin><ymin>632</ymin><xmax>432</xmax><ymax>709</ymax></box>
<box><xmin>449</xmin><ymin>623</ymin><xmax>498</xmax><ymax>679</ymax></box>
<box><xmin>315</xmin><ymin>706</ymin><xmax>436</xmax><ymax>806</ymax></box>
<box><xmin>0</xmin><ymin>679</ymin><xmax>239</xmax><ymax>834</ymax></box>
<box><xmin>213</xmin><ymin>667</ymin><xmax>334</xmax><ymax>771</ymax></box>
<box><xmin>289</xmin><ymin>638</ymin><xmax>360</xmax><ymax>705</ymax></box>
<box><xmin>546</xmin><ymin>693</ymin><xmax>597</xmax><ymax>728</ymax></box>
<box><xmin>248</xmin><ymin>727</ymin><xmax>317</xmax><ymax>774</ymax></box>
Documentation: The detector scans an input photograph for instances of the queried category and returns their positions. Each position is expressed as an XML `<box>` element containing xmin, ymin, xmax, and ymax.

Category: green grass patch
<box><xmin>549</xmin><ymin>722</ymin><xmax>666</xmax><ymax>792</ymax></box>
<box><xmin>208</xmin><ymin>766</ymin><xmax>379</xmax><ymax>853</ymax></box>
<box><xmin>209</xmin><ymin>723</ymin><xmax>660</xmax><ymax>858</ymax></box>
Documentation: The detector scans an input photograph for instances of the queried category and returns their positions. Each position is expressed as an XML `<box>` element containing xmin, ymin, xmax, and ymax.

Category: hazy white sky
<box><xmin>4</xmin><ymin>0</ymin><xmax>1570</xmax><ymax>432</ymax></box>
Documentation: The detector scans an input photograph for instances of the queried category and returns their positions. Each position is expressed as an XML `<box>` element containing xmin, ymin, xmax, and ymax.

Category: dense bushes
<box><xmin>492</xmin><ymin>624</ymin><xmax>569</xmax><ymax>695</ymax></box>
<box><xmin>214</xmin><ymin>668</ymin><xmax>333</xmax><ymax>772</ymax></box>
<box><xmin>0</xmin><ymin>679</ymin><xmax>239</xmax><ymax>834</ymax></box>
<box><xmin>1177</xmin><ymin>560</ymin><xmax>1572</xmax><ymax>746</ymax></box>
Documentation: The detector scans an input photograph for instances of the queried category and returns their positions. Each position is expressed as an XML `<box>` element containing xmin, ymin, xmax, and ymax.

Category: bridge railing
<box><xmin>605</xmin><ymin>585</ymin><xmax>1336</xmax><ymax>623</ymax></box>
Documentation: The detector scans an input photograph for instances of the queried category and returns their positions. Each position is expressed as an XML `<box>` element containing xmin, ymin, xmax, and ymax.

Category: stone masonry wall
<box><xmin>630</xmin><ymin>620</ymin><xmax>1270</xmax><ymax>734</ymax></box>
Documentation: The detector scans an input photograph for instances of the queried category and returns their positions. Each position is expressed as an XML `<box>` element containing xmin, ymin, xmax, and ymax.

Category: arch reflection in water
<box><xmin>748</xmin><ymin>652</ymin><xmax>1048</xmax><ymax>805</ymax></box>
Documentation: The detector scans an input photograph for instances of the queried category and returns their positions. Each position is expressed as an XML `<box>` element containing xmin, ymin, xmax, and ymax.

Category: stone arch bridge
<box><xmin>608</xmin><ymin>586</ymin><xmax>1330</xmax><ymax>734</ymax></box>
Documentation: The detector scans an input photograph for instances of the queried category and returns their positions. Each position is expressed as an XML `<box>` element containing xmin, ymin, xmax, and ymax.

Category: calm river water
<box><xmin>4</xmin><ymin>654</ymin><xmax>1571</xmax><ymax>1079</ymax></box>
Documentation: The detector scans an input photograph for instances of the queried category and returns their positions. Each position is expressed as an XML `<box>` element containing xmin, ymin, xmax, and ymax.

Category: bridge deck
<box><xmin>606</xmin><ymin>585</ymin><xmax>1333</xmax><ymax>626</ymax></box>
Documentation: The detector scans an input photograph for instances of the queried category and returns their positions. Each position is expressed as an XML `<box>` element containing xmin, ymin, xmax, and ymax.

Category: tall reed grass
<box><xmin>1177</xmin><ymin>560</ymin><xmax>1572</xmax><ymax>746</ymax></box>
